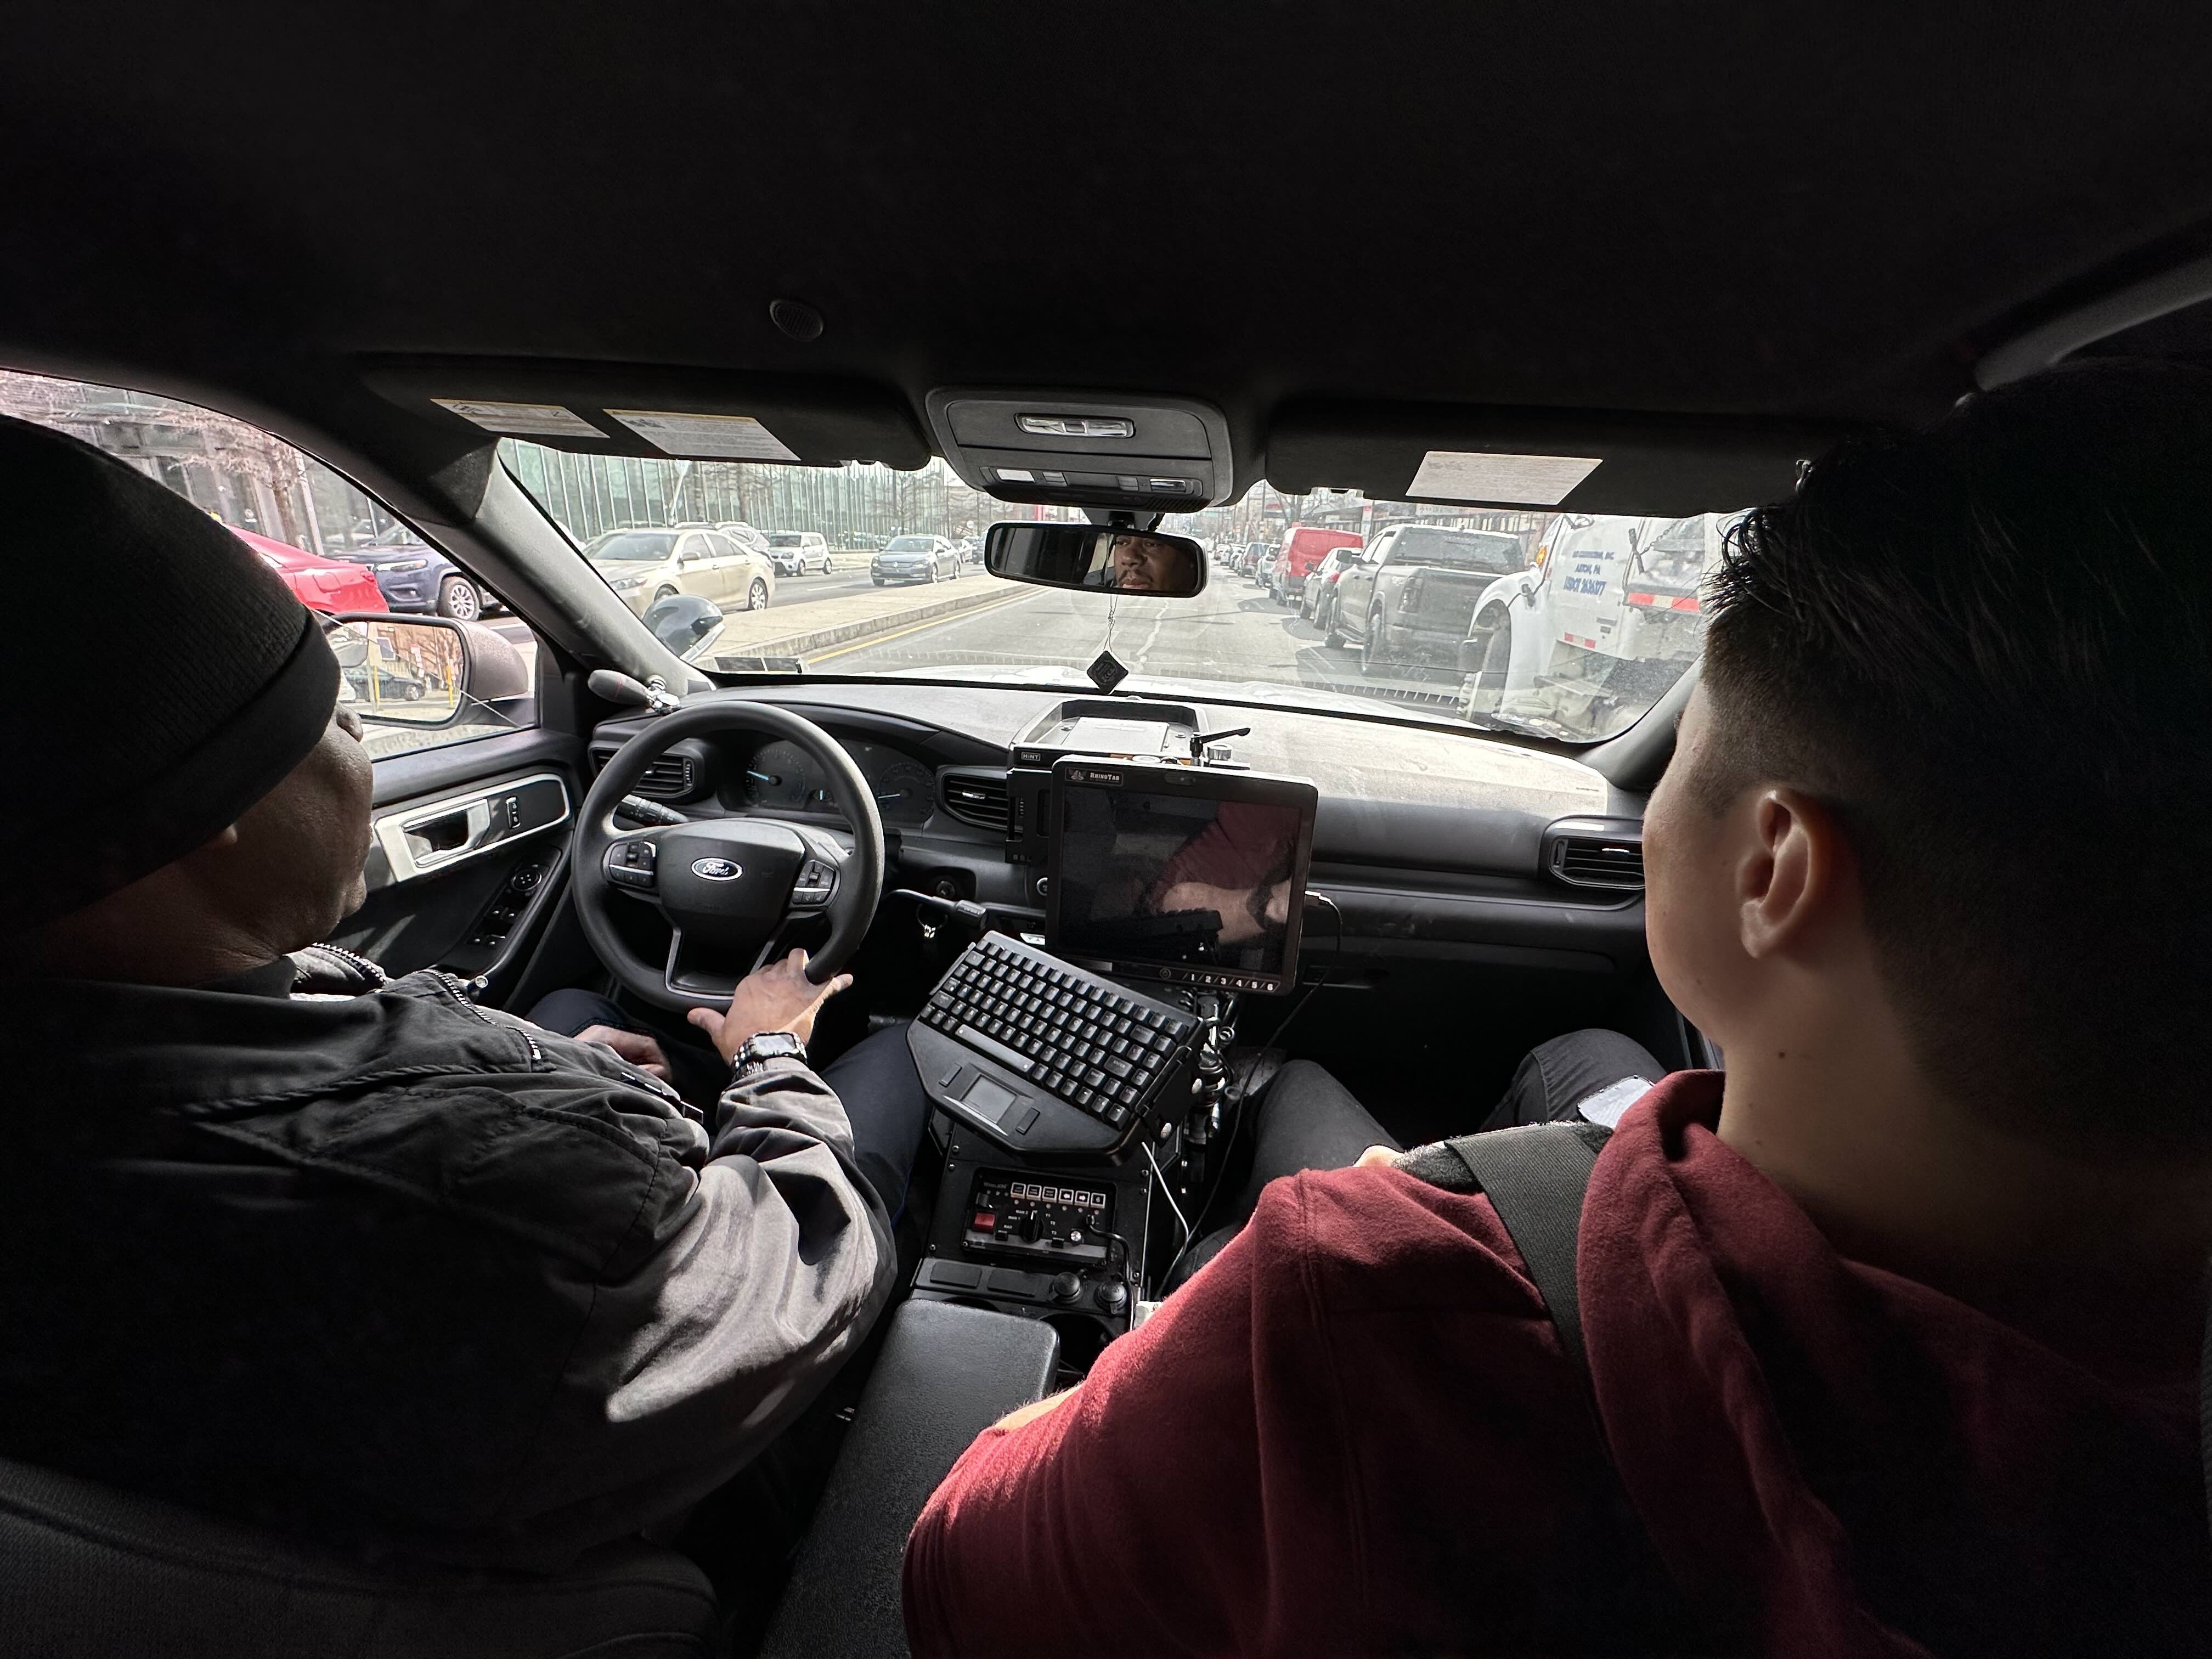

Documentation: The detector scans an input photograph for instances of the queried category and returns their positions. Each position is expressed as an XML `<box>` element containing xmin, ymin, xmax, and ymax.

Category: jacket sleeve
<box><xmin>1148</xmin><ymin>802</ymin><xmax>1296</xmax><ymax>907</ymax></box>
<box><xmin>901</xmin><ymin>1178</ymin><xmax>1367</xmax><ymax>1658</ymax></box>
<box><xmin>482</xmin><ymin>1044</ymin><xmax>898</xmax><ymax>1564</ymax></box>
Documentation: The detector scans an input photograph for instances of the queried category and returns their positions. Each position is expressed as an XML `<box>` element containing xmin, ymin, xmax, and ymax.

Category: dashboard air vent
<box><xmin>635</xmin><ymin>756</ymin><xmax>698</xmax><ymax>800</ymax></box>
<box><xmin>940</xmin><ymin>769</ymin><xmax>1011</xmax><ymax>832</ymax></box>
<box><xmin>1541</xmin><ymin>817</ymin><xmax>1645</xmax><ymax>892</ymax></box>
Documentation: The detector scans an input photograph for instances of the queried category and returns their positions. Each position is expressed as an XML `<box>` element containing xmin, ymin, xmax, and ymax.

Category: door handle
<box><xmin>370</xmin><ymin>773</ymin><xmax>571</xmax><ymax>885</ymax></box>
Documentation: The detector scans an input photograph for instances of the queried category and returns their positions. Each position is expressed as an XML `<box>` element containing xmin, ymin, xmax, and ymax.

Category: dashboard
<box><xmin>586</xmin><ymin>682</ymin><xmax>1657</xmax><ymax>988</ymax></box>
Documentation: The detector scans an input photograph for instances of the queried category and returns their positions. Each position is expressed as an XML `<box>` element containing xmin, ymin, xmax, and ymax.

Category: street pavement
<box><xmin>803</xmin><ymin>567</ymin><xmax>1460</xmax><ymax>711</ymax></box>
<box><xmin>490</xmin><ymin>562</ymin><xmax>1458</xmax><ymax>713</ymax></box>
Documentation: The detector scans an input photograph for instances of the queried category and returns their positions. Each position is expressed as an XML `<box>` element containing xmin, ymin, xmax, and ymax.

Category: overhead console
<box><xmin>924</xmin><ymin>388</ymin><xmax>1235</xmax><ymax>513</ymax></box>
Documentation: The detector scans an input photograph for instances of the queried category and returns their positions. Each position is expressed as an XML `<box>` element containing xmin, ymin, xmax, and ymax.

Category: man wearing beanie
<box><xmin>0</xmin><ymin>415</ymin><xmax>919</xmax><ymax>1572</ymax></box>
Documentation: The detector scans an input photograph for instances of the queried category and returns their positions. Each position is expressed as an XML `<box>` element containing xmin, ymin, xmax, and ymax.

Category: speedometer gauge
<box><xmin>741</xmin><ymin>741</ymin><xmax>828</xmax><ymax>812</ymax></box>
<box><xmin>866</xmin><ymin>753</ymin><xmax>936</xmax><ymax>826</ymax></box>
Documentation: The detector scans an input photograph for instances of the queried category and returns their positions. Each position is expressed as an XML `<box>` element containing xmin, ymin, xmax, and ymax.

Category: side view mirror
<box><xmin>325</xmin><ymin>613</ymin><xmax>524</xmax><ymax>728</ymax></box>
<box><xmin>641</xmin><ymin>591</ymin><xmax>727</xmax><ymax>663</ymax></box>
<box><xmin>983</xmin><ymin>522</ymin><xmax>1207</xmax><ymax>597</ymax></box>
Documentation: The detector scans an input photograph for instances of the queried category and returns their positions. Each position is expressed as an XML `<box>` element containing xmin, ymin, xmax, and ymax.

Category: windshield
<box><xmin>588</xmin><ymin>531</ymin><xmax>679</xmax><ymax>562</ymax></box>
<box><xmin>504</xmin><ymin>443</ymin><xmax>1724</xmax><ymax>744</ymax></box>
<box><xmin>767</xmin><ymin>533</ymin><xmax>804</xmax><ymax>547</ymax></box>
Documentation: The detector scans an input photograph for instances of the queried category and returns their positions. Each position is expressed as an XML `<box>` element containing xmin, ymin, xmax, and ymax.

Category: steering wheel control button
<box><xmin>605</xmin><ymin>839</ymin><xmax>658</xmax><ymax>890</ymax></box>
<box><xmin>791</xmin><ymin>855</ymin><xmax>838</xmax><ymax>907</ymax></box>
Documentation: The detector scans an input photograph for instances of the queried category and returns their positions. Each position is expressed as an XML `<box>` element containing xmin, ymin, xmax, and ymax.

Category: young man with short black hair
<box><xmin>903</xmin><ymin>361</ymin><xmax>2212</xmax><ymax>1654</ymax></box>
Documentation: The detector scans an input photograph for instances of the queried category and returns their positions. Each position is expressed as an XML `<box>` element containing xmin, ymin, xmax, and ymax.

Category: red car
<box><xmin>234</xmin><ymin>529</ymin><xmax>387</xmax><ymax>614</ymax></box>
<box><xmin>1269</xmin><ymin>523</ymin><xmax>1365</xmax><ymax>607</ymax></box>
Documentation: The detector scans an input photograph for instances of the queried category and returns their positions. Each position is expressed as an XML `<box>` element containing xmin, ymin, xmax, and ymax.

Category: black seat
<box><xmin>0</xmin><ymin>1454</ymin><xmax>718</xmax><ymax>1658</ymax></box>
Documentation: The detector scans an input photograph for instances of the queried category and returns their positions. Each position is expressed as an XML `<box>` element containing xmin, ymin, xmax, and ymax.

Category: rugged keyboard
<box><xmin>906</xmin><ymin>932</ymin><xmax>1198</xmax><ymax>1156</ymax></box>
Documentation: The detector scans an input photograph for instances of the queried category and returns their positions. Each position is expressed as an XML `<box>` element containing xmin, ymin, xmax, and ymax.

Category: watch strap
<box><xmin>731</xmin><ymin>1030</ymin><xmax>808</xmax><ymax>1077</ymax></box>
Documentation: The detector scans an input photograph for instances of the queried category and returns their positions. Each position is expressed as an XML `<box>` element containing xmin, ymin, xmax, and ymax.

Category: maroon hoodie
<box><xmin>904</xmin><ymin>1074</ymin><xmax>2208</xmax><ymax>1656</ymax></box>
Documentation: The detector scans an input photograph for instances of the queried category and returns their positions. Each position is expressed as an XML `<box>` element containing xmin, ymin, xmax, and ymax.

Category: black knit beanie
<box><xmin>0</xmin><ymin>414</ymin><xmax>339</xmax><ymax>932</ymax></box>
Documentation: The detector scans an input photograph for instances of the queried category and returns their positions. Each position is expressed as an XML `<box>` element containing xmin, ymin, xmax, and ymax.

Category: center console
<box><xmin>906</xmin><ymin>724</ymin><xmax>1319</xmax><ymax>1368</ymax></box>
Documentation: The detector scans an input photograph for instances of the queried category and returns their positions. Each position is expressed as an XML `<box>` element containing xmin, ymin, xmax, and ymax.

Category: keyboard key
<box><xmin>1102</xmin><ymin>1057</ymin><xmax>1134</xmax><ymax>1081</ymax></box>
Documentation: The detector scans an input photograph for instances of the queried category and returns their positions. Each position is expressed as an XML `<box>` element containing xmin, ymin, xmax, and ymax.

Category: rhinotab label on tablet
<box><xmin>1407</xmin><ymin>449</ymin><xmax>1601</xmax><ymax>505</ymax></box>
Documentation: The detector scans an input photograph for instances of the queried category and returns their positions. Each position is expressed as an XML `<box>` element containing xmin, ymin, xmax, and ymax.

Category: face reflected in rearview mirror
<box><xmin>983</xmin><ymin>523</ymin><xmax>1207</xmax><ymax>597</ymax></box>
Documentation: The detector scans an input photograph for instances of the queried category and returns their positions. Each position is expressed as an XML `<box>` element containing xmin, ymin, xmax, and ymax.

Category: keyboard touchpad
<box><xmin>961</xmin><ymin>1074</ymin><xmax>1021</xmax><ymax>1125</ymax></box>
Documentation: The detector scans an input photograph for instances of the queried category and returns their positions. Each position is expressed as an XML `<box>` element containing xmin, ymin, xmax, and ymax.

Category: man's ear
<box><xmin>1737</xmin><ymin>787</ymin><xmax>1852</xmax><ymax>960</ymax></box>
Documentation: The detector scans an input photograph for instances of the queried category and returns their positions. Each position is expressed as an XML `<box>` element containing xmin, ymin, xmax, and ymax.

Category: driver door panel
<box><xmin>338</xmin><ymin>729</ymin><xmax>588</xmax><ymax>1003</ymax></box>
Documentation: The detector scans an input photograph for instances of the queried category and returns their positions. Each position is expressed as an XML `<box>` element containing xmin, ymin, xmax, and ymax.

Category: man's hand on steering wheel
<box><xmin>687</xmin><ymin>948</ymin><xmax>854</xmax><ymax>1064</ymax></box>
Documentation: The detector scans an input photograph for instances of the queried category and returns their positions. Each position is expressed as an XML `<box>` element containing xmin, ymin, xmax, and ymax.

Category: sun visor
<box><xmin>1266</xmin><ymin>401</ymin><xmax>1855</xmax><ymax>514</ymax></box>
<box><xmin>362</xmin><ymin>360</ymin><xmax>932</xmax><ymax>469</ymax></box>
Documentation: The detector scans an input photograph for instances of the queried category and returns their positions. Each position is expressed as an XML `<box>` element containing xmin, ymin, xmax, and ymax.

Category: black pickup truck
<box><xmin>1328</xmin><ymin>524</ymin><xmax>1529</xmax><ymax>674</ymax></box>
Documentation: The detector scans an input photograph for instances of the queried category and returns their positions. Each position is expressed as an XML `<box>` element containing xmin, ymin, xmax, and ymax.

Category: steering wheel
<box><xmin>572</xmin><ymin>702</ymin><xmax>886</xmax><ymax>1011</ymax></box>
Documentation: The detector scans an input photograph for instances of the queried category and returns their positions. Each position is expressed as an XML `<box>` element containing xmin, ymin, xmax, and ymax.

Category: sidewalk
<box><xmin>706</xmin><ymin>579</ymin><xmax>1012</xmax><ymax>665</ymax></box>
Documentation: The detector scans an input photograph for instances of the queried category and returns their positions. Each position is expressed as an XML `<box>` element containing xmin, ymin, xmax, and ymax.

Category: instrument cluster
<box><xmin>736</xmin><ymin>736</ymin><xmax>937</xmax><ymax>828</ymax></box>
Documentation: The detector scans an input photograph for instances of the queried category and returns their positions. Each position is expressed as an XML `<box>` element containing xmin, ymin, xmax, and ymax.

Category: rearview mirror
<box><xmin>983</xmin><ymin>523</ymin><xmax>1207</xmax><ymax>597</ymax></box>
<box><xmin>323</xmin><ymin>619</ymin><xmax>498</xmax><ymax>725</ymax></box>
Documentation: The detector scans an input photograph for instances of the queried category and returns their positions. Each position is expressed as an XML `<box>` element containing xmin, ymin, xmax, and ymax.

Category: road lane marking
<box><xmin>803</xmin><ymin>588</ymin><xmax>1039</xmax><ymax>664</ymax></box>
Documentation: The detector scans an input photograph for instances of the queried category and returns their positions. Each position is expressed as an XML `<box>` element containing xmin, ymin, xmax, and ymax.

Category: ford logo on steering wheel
<box><xmin>690</xmin><ymin>857</ymin><xmax>743</xmax><ymax>881</ymax></box>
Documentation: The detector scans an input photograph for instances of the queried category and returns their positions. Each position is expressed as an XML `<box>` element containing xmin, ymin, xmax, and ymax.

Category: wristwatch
<box><xmin>731</xmin><ymin>1030</ymin><xmax>808</xmax><ymax>1080</ymax></box>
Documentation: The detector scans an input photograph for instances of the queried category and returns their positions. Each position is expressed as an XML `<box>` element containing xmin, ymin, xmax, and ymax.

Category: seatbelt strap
<box><xmin>1396</xmin><ymin>1120</ymin><xmax>1611</xmax><ymax>1374</ymax></box>
<box><xmin>1395</xmin><ymin>1121</ymin><xmax>1699</xmax><ymax>1642</ymax></box>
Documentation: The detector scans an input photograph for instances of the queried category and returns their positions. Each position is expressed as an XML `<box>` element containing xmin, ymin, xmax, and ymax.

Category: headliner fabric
<box><xmin>0</xmin><ymin>415</ymin><xmax>337</xmax><ymax>932</ymax></box>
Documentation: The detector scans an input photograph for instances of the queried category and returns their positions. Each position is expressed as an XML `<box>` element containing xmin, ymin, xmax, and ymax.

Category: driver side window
<box><xmin>0</xmin><ymin>366</ymin><xmax>538</xmax><ymax>761</ymax></box>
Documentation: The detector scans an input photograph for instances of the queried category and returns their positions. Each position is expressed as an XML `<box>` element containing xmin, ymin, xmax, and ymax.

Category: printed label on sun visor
<box><xmin>431</xmin><ymin>399</ymin><xmax>603</xmax><ymax>437</ymax></box>
<box><xmin>1406</xmin><ymin>450</ymin><xmax>1601</xmax><ymax>505</ymax></box>
<box><xmin>606</xmin><ymin>410</ymin><xmax>800</xmax><ymax>462</ymax></box>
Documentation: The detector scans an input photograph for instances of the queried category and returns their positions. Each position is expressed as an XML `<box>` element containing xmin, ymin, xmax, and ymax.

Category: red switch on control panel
<box><xmin>973</xmin><ymin>1212</ymin><xmax>996</xmax><ymax>1231</ymax></box>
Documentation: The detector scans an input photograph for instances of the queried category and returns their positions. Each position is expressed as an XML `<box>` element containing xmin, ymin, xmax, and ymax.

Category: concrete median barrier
<box><xmin>704</xmin><ymin>579</ymin><xmax>1014</xmax><ymax>667</ymax></box>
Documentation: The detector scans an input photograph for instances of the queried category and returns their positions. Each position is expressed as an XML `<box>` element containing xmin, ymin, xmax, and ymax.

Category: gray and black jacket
<box><xmin>0</xmin><ymin>958</ymin><xmax>894</xmax><ymax>1571</ymax></box>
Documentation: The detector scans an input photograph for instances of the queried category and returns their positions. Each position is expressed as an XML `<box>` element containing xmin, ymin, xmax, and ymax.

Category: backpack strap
<box><xmin>1398</xmin><ymin>1120</ymin><xmax>1611</xmax><ymax>1373</ymax></box>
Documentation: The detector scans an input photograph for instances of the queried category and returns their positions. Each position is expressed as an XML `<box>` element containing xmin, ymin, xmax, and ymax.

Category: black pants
<box><xmin>1173</xmin><ymin>1029</ymin><xmax>1664</xmax><ymax>1285</ymax></box>
<box><xmin>527</xmin><ymin>989</ymin><xmax>932</xmax><ymax>1224</ymax></box>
